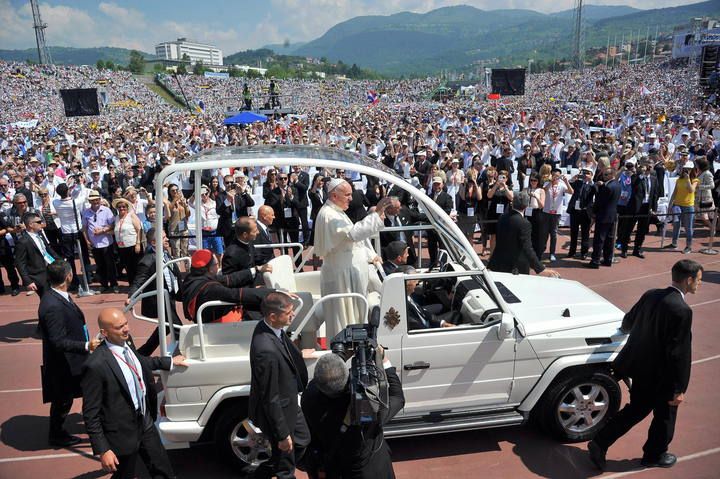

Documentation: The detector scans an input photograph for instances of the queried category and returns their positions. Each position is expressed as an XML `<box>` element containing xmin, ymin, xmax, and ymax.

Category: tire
<box><xmin>213</xmin><ymin>401</ymin><xmax>271</xmax><ymax>468</ymax></box>
<box><xmin>536</xmin><ymin>370</ymin><xmax>621</xmax><ymax>442</ymax></box>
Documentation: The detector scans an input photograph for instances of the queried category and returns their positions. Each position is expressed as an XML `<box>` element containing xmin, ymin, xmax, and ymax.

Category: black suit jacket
<box><xmin>380</xmin><ymin>206</ymin><xmax>423</xmax><ymax>264</ymax></box>
<box><xmin>301</xmin><ymin>366</ymin><xmax>404</xmax><ymax>477</ymax></box>
<box><xmin>567</xmin><ymin>179</ymin><xmax>595</xmax><ymax>213</ymax></box>
<box><xmin>38</xmin><ymin>289</ymin><xmax>89</xmax><ymax>402</ymax></box>
<box><xmin>254</xmin><ymin>223</ymin><xmax>275</xmax><ymax>266</ymax></box>
<box><xmin>308</xmin><ymin>189</ymin><xmax>325</xmax><ymax>222</ymax></box>
<box><xmin>265</xmin><ymin>186</ymin><xmax>301</xmax><ymax>229</ymax></box>
<box><xmin>592</xmin><ymin>179</ymin><xmax>621</xmax><ymax>224</ymax></box>
<box><xmin>234</xmin><ymin>190</ymin><xmax>255</xmax><ymax>218</ymax></box>
<box><xmin>221</xmin><ymin>239</ymin><xmax>256</xmax><ymax>287</ymax></box>
<box><xmin>128</xmin><ymin>249</ymin><xmax>181</xmax><ymax>320</ymax></box>
<box><xmin>629</xmin><ymin>174</ymin><xmax>659</xmax><ymax>213</ymax></box>
<box><xmin>14</xmin><ymin>232</ymin><xmax>59</xmax><ymax>287</ymax></box>
<box><xmin>613</xmin><ymin>287</ymin><xmax>692</xmax><ymax>398</ymax></box>
<box><xmin>488</xmin><ymin>209</ymin><xmax>545</xmax><ymax>275</ymax></box>
<box><xmin>407</xmin><ymin>297</ymin><xmax>443</xmax><ymax>330</ymax></box>
<box><xmin>81</xmin><ymin>342</ymin><xmax>171</xmax><ymax>456</ymax></box>
<box><xmin>432</xmin><ymin>191</ymin><xmax>454</xmax><ymax>214</ymax></box>
<box><xmin>248</xmin><ymin>321</ymin><xmax>308</xmax><ymax>441</ymax></box>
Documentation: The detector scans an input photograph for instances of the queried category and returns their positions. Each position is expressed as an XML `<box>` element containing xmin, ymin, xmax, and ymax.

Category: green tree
<box><xmin>176</xmin><ymin>63</ymin><xmax>187</xmax><ymax>75</ymax></box>
<box><xmin>192</xmin><ymin>60</ymin><xmax>206</xmax><ymax>75</ymax></box>
<box><xmin>96</xmin><ymin>59</ymin><xmax>105</xmax><ymax>70</ymax></box>
<box><xmin>153</xmin><ymin>63</ymin><xmax>165</xmax><ymax>72</ymax></box>
<box><xmin>105</xmin><ymin>61</ymin><xmax>115</xmax><ymax>71</ymax></box>
<box><xmin>128</xmin><ymin>50</ymin><xmax>145</xmax><ymax>74</ymax></box>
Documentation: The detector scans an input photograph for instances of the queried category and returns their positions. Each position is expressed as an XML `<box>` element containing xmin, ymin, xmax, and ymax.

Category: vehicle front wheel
<box><xmin>214</xmin><ymin>403</ymin><xmax>271</xmax><ymax>468</ymax></box>
<box><xmin>537</xmin><ymin>370</ymin><xmax>621</xmax><ymax>442</ymax></box>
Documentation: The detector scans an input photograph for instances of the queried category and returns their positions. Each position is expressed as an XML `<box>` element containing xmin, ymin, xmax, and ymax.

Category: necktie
<box><xmin>123</xmin><ymin>347</ymin><xmax>145</xmax><ymax>415</ymax></box>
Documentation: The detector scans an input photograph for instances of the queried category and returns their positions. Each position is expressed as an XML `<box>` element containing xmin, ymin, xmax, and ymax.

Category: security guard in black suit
<box><xmin>588</xmin><ymin>260</ymin><xmax>702</xmax><ymax>471</ymax></box>
<box><xmin>82</xmin><ymin>308</ymin><xmax>188</xmax><ymax>478</ymax></box>
<box><xmin>625</xmin><ymin>162</ymin><xmax>660</xmax><ymax>258</ymax></box>
<box><xmin>39</xmin><ymin>260</ymin><xmax>101</xmax><ymax>447</ymax></box>
<box><xmin>488</xmin><ymin>192</ymin><xmax>560</xmax><ymax>278</ymax></box>
<box><xmin>249</xmin><ymin>292</ymin><xmax>310</xmax><ymax>479</ymax></box>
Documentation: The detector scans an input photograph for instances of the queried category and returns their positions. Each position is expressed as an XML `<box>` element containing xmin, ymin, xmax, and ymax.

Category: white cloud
<box><xmin>98</xmin><ymin>2</ymin><xmax>147</xmax><ymax>29</ymax></box>
<box><xmin>0</xmin><ymin>0</ymin><xmax>705</xmax><ymax>56</ymax></box>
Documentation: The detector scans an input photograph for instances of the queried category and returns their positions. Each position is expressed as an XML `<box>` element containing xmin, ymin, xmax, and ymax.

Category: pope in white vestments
<box><xmin>314</xmin><ymin>179</ymin><xmax>394</xmax><ymax>340</ymax></box>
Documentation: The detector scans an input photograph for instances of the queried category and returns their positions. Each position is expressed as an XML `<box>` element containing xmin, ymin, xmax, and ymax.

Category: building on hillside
<box><xmin>155</xmin><ymin>38</ymin><xmax>223</xmax><ymax>66</ymax></box>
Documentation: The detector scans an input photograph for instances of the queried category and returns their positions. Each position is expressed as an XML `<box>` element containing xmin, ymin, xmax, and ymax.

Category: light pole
<box><xmin>528</xmin><ymin>58</ymin><xmax>534</xmax><ymax>74</ymax></box>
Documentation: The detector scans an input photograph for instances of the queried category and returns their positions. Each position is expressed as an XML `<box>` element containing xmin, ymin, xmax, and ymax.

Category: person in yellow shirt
<box><xmin>665</xmin><ymin>162</ymin><xmax>698</xmax><ymax>254</ymax></box>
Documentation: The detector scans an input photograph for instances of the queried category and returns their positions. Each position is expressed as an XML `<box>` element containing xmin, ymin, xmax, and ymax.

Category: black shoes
<box><xmin>11</xmin><ymin>288</ymin><xmax>20</xmax><ymax>297</ymax></box>
<box><xmin>641</xmin><ymin>452</ymin><xmax>677</xmax><ymax>468</ymax></box>
<box><xmin>48</xmin><ymin>434</ymin><xmax>81</xmax><ymax>447</ymax></box>
<box><xmin>619</xmin><ymin>251</ymin><xmax>628</xmax><ymax>258</ymax></box>
<box><xmin>632</xmin><ymin>251</ymin><xmax>645</xmax><ymax>259</ymax></box>
<box><xmin>588</xmin><ymin>440</ymin><xmax>607</xmax><ymax>471</ymax></box>
<box><xmin>585</xmin><ymin>262</ymin><xmax>600</xmax><ymax>269</ymax></box>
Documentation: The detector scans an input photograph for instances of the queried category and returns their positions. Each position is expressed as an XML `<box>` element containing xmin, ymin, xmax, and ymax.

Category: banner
<box><xmin>10</xmin><ymin>119</ymin><xmax>39</xmax><ymax>128</ymax></box>
<box><xmin>204</xmin><ymin>71</ymin><xmax>229</xmax><ymax>79</ymax></box>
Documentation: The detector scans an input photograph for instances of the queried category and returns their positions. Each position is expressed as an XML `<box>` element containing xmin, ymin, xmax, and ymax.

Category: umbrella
<box><xmin>223</xmin><ymin>111</ymin><xmax>268</xmax><ymax>125</ymax></box>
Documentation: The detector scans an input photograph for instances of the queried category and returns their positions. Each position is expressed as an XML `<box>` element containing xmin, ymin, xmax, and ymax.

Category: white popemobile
<box><xmin>127</xmin><ymin>145</ymin><xmax>627</xmax><ymax>467</ymax></box>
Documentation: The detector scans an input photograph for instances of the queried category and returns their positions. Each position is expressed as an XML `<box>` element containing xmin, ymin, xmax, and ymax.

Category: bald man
<box><xmin>255</xmin><ymin>205</ymin><xmax>276</xmax><ymax>265</ymax></box>
<box><xmin>82</xmin><ymin>308</ymin><xmax>187</xmax><ymax>479</ymax></box>
<box><xmin>314</xmin><ymin>179</ymin><xmax>396</xmax><ymax>340</ymax></box>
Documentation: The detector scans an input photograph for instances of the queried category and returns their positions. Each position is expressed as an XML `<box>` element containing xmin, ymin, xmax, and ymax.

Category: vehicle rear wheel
<box><xmin>537</xmin><ymin>370</ymin><xmax>620</xmax><ymax>442</ymax></box>
<box><xmin>214</xmin><ymin>403</ymin><xmax>271</xmax><ymax>468</ymax></box>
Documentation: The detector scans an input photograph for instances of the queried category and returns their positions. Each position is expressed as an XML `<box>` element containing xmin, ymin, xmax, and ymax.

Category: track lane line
<box><xmin>588</xmin><ymin>259</ymin><xmax>720</xmax><ymax>288</ymax></box>
<box><xmin>601</xmin><ymin>446</ymin><xmax>720</xmax><ymax>478</ymax></box>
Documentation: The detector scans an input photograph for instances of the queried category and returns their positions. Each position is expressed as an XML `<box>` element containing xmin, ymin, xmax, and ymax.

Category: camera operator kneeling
<box><xmin>301</xmin><ymin>345</ymin><xmax>404</xmax><ymax>479</ymax></box>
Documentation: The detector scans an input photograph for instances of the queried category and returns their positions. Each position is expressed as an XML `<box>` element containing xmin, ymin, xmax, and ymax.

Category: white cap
<box><xmin>327</xmin><ymin>178</ymin><xmax>346</xmax><ymax>192</ymax></box>
<box><xmin>682</xmin><ymin>161</ymin><xmax>695</xmax><ymax>169</ymax></box>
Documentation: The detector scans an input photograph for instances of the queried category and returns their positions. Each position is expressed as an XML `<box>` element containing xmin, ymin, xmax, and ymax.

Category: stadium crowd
<box><xmin>1</xmin><ymin>58</ymin><xmax>719</xmax><ymax>300</ymax></box>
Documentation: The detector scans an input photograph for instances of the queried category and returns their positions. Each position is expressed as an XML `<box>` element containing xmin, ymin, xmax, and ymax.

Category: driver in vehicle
<box><xmin>381</xmin><ymin>240</ymin><xmax>409</xmax><ymax>278</ymax></box>
<box><xmin>397</xmin><ymin>265</ymin><xmax>456</xmax><ymax>331</ymax></box>
<box><xmin>181</xmin><ymin>249</ymin><xmax>276</xmax><ymax>323</ymax></box>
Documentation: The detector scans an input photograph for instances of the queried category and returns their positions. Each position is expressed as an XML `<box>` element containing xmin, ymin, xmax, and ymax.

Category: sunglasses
<box><xmin>14</xmin><ymin>201</ymin><xmax>27</xmax><ymax>205</ymax></box>
<box><xmin>39</xmin><ymin>193</ymin><xmax>49</xmax><ymax>197</ymax></box>
<box><xmin>32</xmin><ymin>220</ymin><xmax>43</xmax><ymax>225</ymax></box>
<box><xmin>279</xmin><ymin>177</ymin><xmax>288</xmax><ymax>181</ymax></box>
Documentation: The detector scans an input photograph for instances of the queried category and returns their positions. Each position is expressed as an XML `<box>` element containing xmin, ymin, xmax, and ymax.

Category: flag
<box><xmin>487</xmin><ymin>93</ymin><xmax>501</xmax><ymax>101</ymax></box>
<box><xmin>640</xmin><ymin>84</ymin><xmax>652</xmax><ymax>96</ymax></box>
<box><xmin>367</xmin><ymin>90</ymin><xmax>379</xmax><ymax>105</ymax></box>
<box><xmin>195</xmin><ymin>100</ymin><xmax>205</xmax><ymax>114</ymax></box>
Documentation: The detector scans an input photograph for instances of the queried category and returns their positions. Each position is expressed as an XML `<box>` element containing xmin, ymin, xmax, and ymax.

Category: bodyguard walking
<box><xmin>248</xmin><ymin>292</ymin><xmax>310</xmax><ymax>479</ymax></box>
<box><xmin>588</xmin><ymin>259</ymin><xmax>702</xmax><ymax>470</ymax></box>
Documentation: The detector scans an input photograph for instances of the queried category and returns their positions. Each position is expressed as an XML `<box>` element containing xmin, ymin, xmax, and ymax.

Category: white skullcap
<box><xmin>327</xmin><ymin>178</ymin><xmax>346</xmax><ymax>193</ymax></box>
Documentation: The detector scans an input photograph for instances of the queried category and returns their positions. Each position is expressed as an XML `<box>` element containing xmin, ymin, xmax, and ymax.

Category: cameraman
<box><xmin>301</xmin><ymin>346</ymin><xmax>404</xmax><ymax>479</ymax></box>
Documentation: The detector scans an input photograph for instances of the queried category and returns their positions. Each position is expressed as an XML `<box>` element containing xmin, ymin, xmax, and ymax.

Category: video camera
<box><xmin>330</xmin><ymin>324</ymin><xmax>389</xmax><ymax>426</ymax></box>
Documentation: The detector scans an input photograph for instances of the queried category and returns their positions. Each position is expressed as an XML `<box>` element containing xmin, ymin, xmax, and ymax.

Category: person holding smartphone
<box><xmin>541</xmin><ymin>168</ymin><xmax>573</xmax><ymax>263</ymax></box>
<box><xmin>665</xmin><ymin>162</ymin><xmax>698</xmax><ymax>254</ymax></box>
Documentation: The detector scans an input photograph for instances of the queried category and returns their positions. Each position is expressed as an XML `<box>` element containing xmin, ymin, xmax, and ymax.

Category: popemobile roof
<box><xmin>177</xmin><ymin>145</ymin><xmax>400</xmax><ymax>178</ymax></box>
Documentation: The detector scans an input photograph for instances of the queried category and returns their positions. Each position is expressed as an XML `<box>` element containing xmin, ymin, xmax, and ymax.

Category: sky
<box><xmin>0</xmin><ymin>0</ymin><xmax>702</xmax><ymax>55</ymax></box>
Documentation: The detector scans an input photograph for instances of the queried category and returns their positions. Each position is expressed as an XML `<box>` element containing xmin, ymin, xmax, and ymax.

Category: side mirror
<box><xmin>497</xmin><ymin>313</ymin><xmax>515</xmax><ymax>340</ymax></box>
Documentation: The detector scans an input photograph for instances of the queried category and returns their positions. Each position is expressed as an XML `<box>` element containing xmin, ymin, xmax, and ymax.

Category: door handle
<box><xmin>404</xmin><ymin>361</ymin><xmax>431</xmax><ymax>370</ymax></box>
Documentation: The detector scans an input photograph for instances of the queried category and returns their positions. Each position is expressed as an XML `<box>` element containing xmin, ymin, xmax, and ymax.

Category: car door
<box><xmin>398</xmin><ymin>273</ymin><xmax>517</xmax><ymax>416</ymax></box>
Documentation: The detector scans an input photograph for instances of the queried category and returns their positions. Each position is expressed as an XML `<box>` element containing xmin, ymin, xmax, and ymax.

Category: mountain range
<box><xmin>280</xmin><ymin>1</ymin><xmax>720</xmax><ymax>75</ymax></box>
<box><xmin>0</xmin><ymin>46</ymin><xmax>155</xmax><ymax>66</ymax></box>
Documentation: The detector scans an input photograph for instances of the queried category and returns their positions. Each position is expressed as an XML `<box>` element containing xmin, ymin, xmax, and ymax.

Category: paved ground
<box><xmin>0</xmin><ymin>227</ymin><xmax>718</xmax><ymax>479</ymax></box>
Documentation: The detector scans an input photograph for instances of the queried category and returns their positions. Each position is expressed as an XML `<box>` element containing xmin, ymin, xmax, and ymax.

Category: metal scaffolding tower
<box><xmin>571</xmin><ymin>0</ymin><xmax>584</xmax><ymax>70</ymax></box>
<box><xmin>30</xmin><ymin>0</ymin><xmax>52</xmax><ymax>64</ymax></box>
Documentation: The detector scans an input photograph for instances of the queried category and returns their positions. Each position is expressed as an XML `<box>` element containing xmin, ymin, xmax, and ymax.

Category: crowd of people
<box><xmin>1</xmin><ymin>58</ymin><xmax>719</xmax><ymax>299</ymax></box>
<box><xmin>2</xmin><ymin>54</ymin><xmax>720</xmax><ymax>478</ymax></box>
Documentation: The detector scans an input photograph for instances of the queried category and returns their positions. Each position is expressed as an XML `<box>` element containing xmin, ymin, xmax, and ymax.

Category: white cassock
<box><xmin>314</xmin><ymin>200</ymin><xmax>383</xmax><ymax>340</ymax></box>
